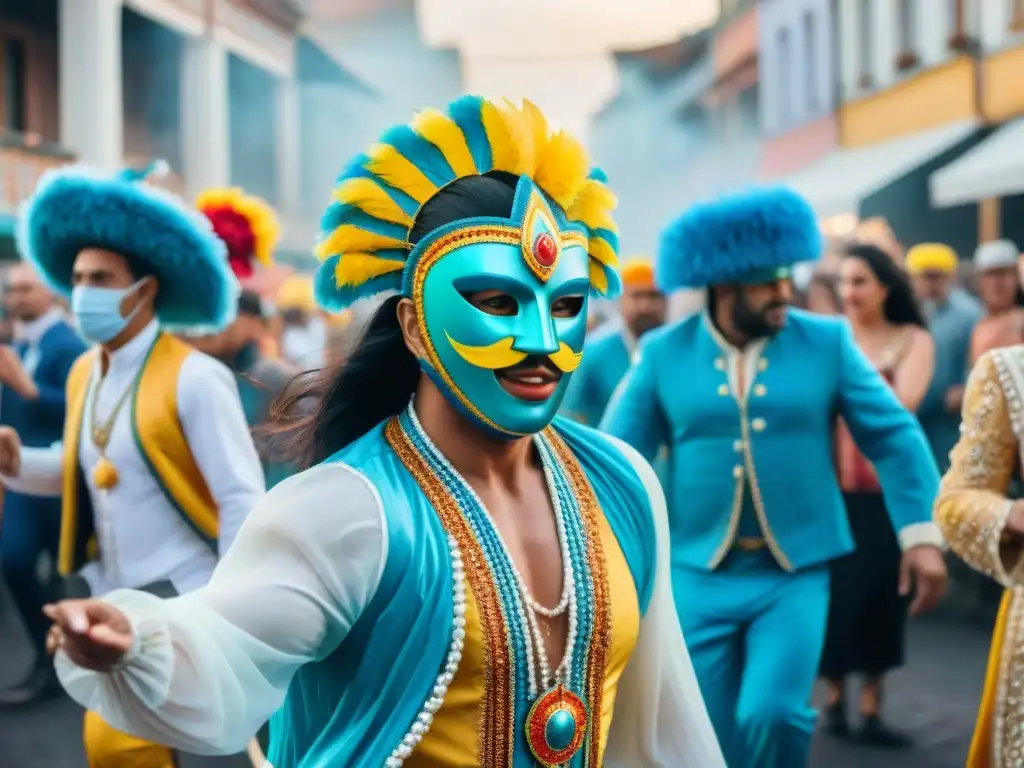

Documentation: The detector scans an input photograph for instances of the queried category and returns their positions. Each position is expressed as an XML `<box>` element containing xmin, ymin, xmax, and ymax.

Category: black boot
<box><xmin>856</xmin><ymin>714</ymin><xmax>913</xmax><ymax>748</ymax></box>
<box><xmin>0</xmin><ymin>661</ymin><xmax>61</xmax><ymax>706</ymax></box>
<box><xmin>822</xmin><ymin>699</ymin><xmax>851</xmax><ymax>738</ymax></box>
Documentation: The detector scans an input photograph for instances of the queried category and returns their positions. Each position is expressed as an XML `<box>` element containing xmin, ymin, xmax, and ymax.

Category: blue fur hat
<box><xmin>17</xmin><ymin>163</ymin><xmax>239</xmax><ymax>331</ymax></box>
<box><xmin>657</xmin><ymin>186</ymin><xmax>822</xmax><ymax>290</ymax></box>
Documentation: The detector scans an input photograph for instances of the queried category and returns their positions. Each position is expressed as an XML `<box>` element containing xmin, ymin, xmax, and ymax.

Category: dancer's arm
<box><xmin>935</xmin><ymin>350</ymin><xmax>1024</xmax><ymax>586</ymax></box>
<box><xmin>0</xmin><ymin>437</ymin><xmax>64</xmax><ymax>496</ymax></box>
<box><xmin>600</xmin><ymin>340</ymin><xmax>670</xmax><ymax>464</ymax></box>
<box><xmin>53</xmin><ymin>463</ymin><xmax>387</xmax><ymax>755</ymax></box>
<box><xmin>602</xmin><ymin>437</ymin><xmax>727</xmax><ymax>768</ymax></box>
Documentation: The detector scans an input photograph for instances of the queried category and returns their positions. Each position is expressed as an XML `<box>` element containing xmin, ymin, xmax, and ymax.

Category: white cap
<box><xmin>974</xmin><ymin>239</ymin><xmax>1019</xmax><ymax>272</ymax></box>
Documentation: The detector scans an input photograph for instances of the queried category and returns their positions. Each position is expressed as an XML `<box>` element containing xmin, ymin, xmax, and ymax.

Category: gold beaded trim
<box><xmin>545</xmin><ymin>429</ymin><xmax>611</xmax><ymax>766</ymax></box>
<box><xmin>411</xmin><ymin>224</ymin><xmax>589</xmax><ymax>437</ymax></box>
<box><xmin>384</xmin><ymin>418</ymin><xmax>515</xmax><ymax>767</ymax></box>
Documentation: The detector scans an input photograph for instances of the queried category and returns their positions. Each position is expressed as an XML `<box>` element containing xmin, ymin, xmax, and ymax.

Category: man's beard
<box><xmin>733</xmin><ymin>296</ymin><xmax>785</xmax><ymax>340</ymax></box>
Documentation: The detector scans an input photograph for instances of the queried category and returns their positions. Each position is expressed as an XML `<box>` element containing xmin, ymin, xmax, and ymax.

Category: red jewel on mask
<box><xmin>533</xmin><ymin>233</ymin><xmax>557</xmax><ymax>268</ymax></box>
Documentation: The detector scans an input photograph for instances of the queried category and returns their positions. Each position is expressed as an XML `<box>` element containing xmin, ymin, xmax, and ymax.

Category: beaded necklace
<box><xmin>388</xmin><ymin>405</ymin><xmax>598</xmax><ymax>767</ymax></box>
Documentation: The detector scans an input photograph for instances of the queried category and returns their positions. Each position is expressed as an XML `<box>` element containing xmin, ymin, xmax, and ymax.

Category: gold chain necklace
<box><xmin>88</xmin><ymin>370</ymin><xmax>140</xmax><ymax>491</ymax></box>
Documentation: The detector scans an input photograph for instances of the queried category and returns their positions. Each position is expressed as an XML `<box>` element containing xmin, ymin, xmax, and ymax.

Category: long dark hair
<box><xmin>842</xmin><ymin>242</ymin><xmax>926</xmax><ymax>328</ymax></box>
<box><xmin>271</xmin><ymin>172</ymin><xmax>520</xmax><ymax>468</ymax></box>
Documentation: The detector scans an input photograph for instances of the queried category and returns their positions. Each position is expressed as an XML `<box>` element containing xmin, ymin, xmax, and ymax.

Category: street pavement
<box><xmin>0</xmin><ymin>580</ymin><xmax>997</xmax><ymax>768</ymax></box>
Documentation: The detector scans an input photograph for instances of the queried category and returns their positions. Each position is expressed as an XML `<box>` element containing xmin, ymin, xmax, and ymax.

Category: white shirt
<box><xmin>53</xmin><ymin>429</ymin><xmax>726</xmax><ymax>767</ymax></box>
<box><xmin>3</xmin><ymin>321</ymin><xmax>266</xmax><ymax>595</ymax></box>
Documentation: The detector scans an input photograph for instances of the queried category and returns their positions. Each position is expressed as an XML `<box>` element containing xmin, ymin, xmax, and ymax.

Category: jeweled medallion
<box><xmin>525</xmin><ymin>683</ymin><xmax>587</xmax><ymax>766</ymax></box>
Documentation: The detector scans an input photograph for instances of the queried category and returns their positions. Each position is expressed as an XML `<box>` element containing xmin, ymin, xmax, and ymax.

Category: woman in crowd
<box><xmin>820</xmin><ymin>242</ymin><xmax>935</xmax><ymax>746</ymax></box>
<box><xmin>968</xmin><ymin>239</ymin><xmax>1024</xmax><ymax>366</ymax></box>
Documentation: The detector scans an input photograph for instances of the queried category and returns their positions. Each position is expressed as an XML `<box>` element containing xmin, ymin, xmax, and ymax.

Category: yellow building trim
<box><xmin>982</xmin><ymin>44</ymin><xmax>1024</xmax><ymax>123</ymax></box>
<box><xmin>840</xmin><ymin>57</ymin><xmax>977</xmax><ymax>148</ymax></box>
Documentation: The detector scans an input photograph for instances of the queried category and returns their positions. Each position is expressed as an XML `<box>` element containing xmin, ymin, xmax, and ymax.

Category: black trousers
<box><xmin>820</xmin><ymin>491</ymin><xmax>908</xmax><ymax>679</ymax></box>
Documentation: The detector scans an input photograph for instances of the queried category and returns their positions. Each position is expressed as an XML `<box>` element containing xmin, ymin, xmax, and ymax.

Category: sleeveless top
<box><xmin>836</xmin><ymin>330</ymin><xmax>911</xmax><ymax>493</ymax></box>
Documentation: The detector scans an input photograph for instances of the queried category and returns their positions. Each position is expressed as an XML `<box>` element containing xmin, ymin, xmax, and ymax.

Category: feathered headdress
<box><xmin>314</xmin><ymin>95</ymin><xmax>621</xmax><ymax>311</ymax></box>
<box><xmin>196</xmin><ymin>187</ymin><xmax>280</xmax><ymax>279</ymax></box>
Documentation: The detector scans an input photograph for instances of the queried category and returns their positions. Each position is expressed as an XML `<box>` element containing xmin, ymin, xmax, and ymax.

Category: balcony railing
<box><xmin>0</xmin><ymin>133</ymin><xmax>76</xmax><ymax>213</ymax></box>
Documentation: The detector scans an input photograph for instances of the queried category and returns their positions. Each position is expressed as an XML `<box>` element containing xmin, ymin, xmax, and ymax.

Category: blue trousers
<box><xmin>674</xmin><ymin>550</ymin><xmax>830</xmax><ymax>768</ymax></box>
<box><xmin>1</xmin><ymin>493</ymin><xmax>62</xmax><ymax>658</ymax></box>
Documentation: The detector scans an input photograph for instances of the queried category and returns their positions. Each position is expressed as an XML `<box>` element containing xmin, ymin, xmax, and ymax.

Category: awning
<box><xmin>930</xmin><ymin>119</ymin><xmax>1024</xmax><ymax>207</ymax></box>
<box><xmin>783</xmin><ymin>120</ymin><xmax>978</xmax><ymax>218</ymax></box>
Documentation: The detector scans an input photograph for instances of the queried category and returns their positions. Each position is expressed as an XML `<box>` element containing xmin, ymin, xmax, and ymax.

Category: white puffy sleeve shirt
<box><xmin>56</xmin><ymin>440</ymin><xmax>725</xmax><ymax>767</ymax></box>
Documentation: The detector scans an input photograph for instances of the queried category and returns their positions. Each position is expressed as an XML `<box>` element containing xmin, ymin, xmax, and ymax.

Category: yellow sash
<box><xmin>968</xmin><ymin>588</ymin><xmax>1014</xmax><ymax>768</ymax></box>
<box><xmin>58</xmin><ymin>333</ymin><xmax>218</xmax><ymax>575</ymax></box>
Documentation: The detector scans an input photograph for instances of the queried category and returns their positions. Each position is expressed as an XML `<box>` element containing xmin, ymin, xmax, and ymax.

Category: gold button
<box><xmin>733</xmin><ymin>439</ymin><xmax>743</xmax><ymax>452</ymax></box>
<box><xmin>758</xmin><ymin>358</ymin><xmax>768</xmax><ymax>371</ymax></box>
<box><xmin>733</xmin><ymin>465</ymin><xmax>743</xmax><ymax>478</ymax></box>
<box><xmin>714</xmin><ymin>357</ymin><xmax>726</xmax><ymax>370</ymax></box>
<box><xmin>752</xmin><ymin>417</ymin><xmax>766</xmax><ymax>432</ymax></box>
<box><xmin>717</xmin><ymin>384</ymin><xmax>729</xmax><ymax>396</ymax></box>
<box><xmin>754</xmin><ymin>384</ymin><xmax>766</xmax><ymax>396</ymax></box>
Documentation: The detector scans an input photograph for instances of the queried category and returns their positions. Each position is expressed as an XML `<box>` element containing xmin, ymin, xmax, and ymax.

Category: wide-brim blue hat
<box><xmin>657</xmin><ymin>186</ymin><xmax>823</xmax><ymax>290</ymax></box>
<box><xmin>17</xmin><ymin>164</ymin><xmax>238</xmax><ymax>331</ymax></box>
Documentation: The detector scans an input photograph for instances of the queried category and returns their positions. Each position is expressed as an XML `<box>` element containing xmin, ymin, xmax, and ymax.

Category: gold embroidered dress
<box><xmin>935</xmin><ymin>345</ymin><xmax>1024</xmax><ymax>767</ymax></box>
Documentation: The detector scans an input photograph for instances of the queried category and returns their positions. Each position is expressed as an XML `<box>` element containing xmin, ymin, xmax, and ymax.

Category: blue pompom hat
<box><xmin>656</xmin><ymin>186</ymin><xmax>823</xmax><ymax>290</ymax></box>
<box><xmin>17</xmin><ymin>161</ymin><xmax>239</xmax><ymax>331</ymax></box>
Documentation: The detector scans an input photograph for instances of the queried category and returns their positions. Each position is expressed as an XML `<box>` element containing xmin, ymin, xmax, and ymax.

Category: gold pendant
<box><xmin>92</xmin><ymin>456</ymin><xmax>119</xmax><ymax>490</ymax></box>
<box><xmin>91</xmin><ymin>425</ymin><xmax>111</xmax><ymax>451</ymax></box>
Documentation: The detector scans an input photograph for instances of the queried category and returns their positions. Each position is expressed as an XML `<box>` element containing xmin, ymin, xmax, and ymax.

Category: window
<box><xmin>803</xmin><ymin>11</ymin><xmax>818</xmax><ymax>112</ymax></box>
<box><xmin>1</xmin><ymin>38</ymin><xmax>27</xmax><ymax>133</ymax></box>
<box><xmin>857</xmin><ymin>0</ymin><xmax>873</xmax><ymax>84</ymax></box>
<box><xmin>897</xmin><ymin>0</ymin><xmax>917</xmax><ymax>51</ymax></box>
<box><xmin>776</xmin><ymin>27</ymin><xmax>792</xmax><ymax>124</ymax></box>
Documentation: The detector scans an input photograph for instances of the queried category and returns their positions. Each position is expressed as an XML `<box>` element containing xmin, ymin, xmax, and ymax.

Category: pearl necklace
<box><xmin>407</xmin><ymin>406</ymin><xmax>577</xmax><ymax>698</ymax></box>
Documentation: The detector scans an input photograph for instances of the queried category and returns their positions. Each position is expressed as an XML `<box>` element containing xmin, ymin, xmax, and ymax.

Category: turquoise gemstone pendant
<box><xmin>525</xmin><ymin>684</ymin><xmax>587</xmax><ymax>766</ymax></box>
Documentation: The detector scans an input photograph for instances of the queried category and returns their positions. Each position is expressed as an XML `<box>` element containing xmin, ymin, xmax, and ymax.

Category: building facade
<box><xmin>757</xmin><ymin>0</ymin><xmax>839</xmax><ymax>178</ymax></box>
<box><xmin>0</xmin><ymin>0</ymin><xmax>308</xmax><ymax>254</ymax></box>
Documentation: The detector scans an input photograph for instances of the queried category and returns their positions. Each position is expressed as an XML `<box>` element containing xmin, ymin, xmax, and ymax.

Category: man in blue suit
<box><xmin>601</xmin><ymin>187</ymin><xmax>948</xmax><ymax>768</ymax></box>
<box><xmin>0</xmin><ymin>261</ymin><xmax>86</xmax><ymax>704</ymax></box>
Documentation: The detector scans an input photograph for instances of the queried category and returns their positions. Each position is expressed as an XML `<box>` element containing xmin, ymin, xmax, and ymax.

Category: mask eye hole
<box><xmin>459</xmin><ymin>290</ymin><xmax>519</xmax><ymax>317</ymax></box>
<box><xmin>551</xmin><ymin>295</ymin><xmax>585</xmax><ymax>319</ymax></box>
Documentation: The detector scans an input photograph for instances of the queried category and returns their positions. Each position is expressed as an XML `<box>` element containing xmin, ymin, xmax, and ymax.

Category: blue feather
<box><xmin>333</xmin><ymin>153</ymin><xmax>420</xmax><ymax>216</ymax></box>
<box><xmin>587</xmin><ymin>167</ymin><xmax>609</xmax><ymax>183</ymax></box>
<box><xmin>447</xmin><ymin>95</ymin><xmax>493</xmax><ymax>173</ymax></box>
<box><xmin>592</xmin><ymin>227</ymin><xmax>619</xmax><ymax>254</ymax></box>
<box><xmin>378</xmin><ymin>125</ymin><xmax>456</xmax><ymax>188</ymax></box>
<box><xmin>314</xmin><ymin>255</ymin><xmax>402</xmax><ymax>312</ymax></box>
<box><xmin>657</xmin><ymin>186</ymin><xmax>822</xmax><ymax>290</ymax></box>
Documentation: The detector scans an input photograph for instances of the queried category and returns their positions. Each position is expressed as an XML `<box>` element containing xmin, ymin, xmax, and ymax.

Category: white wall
<box><xmin>759</xmin><ymin>0</ymin><xmax>836</xmax><ymax>135</ymax></box>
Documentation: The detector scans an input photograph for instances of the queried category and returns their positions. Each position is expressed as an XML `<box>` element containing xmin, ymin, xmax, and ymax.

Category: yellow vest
<box><xmin>59</xmin><ymin>333</ymin><xmax>219</xmax><ymax>576</ymax></box>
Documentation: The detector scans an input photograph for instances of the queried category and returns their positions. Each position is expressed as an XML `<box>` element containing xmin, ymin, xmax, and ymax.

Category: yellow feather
<box><xmin>195</xmin><ymin>187</ymin><xmax>280</xmax><ymax>266</ymax></box>
<box><xmin>499</xmin><ymin>100</ymin><xmax>537</xmax><ymax>176</ymax></box>
<box><xmin>521</xmin><ymin>99</ymin><xmax>549</xmax><ymax>157</ymax></box>
<box><xmin>534</xmin><ymin>131</ymin><xmax>590</xmax><ymax>211</ymax></box>
<box><xmin>365</xmin><ymin>143</ymin><xmax>438</xmax><ymax>204</ymax></box>
<box><xmin>566</xmin><ymin>180</ymin><xmax>619</xmax><ymax>233</ymax></box>
<box><xmin>481</xmin><ymin>100</ymin><xmax>521</xmax><ymax>174</ymax></box>
<box><xmin>319</xmin><ymin>225</ymin><xmax>407</xmax><ymax>259</ymax></box>
<box><xmin>589</xmin><ymin>237</ymin><xmax>620</xmax><ymax>270</ymax></box>
<box><xmin>333</xmin><ymin>252</ymin><xmax>405</xmax><ymax>288</ymax></box>
<box><xmin>411</xmin><ymin>108</ymin><xmax>478</xmax><ymax>178</ymax></box>
<box><xmin>334</xmin><ymin>178</ymin><xmax>413</xmax><ymax>228</ymax></box>
<box><xmin>589</xmin><ymin>261</ymin><xmax>609</xmax><ymax>295</ymax></box>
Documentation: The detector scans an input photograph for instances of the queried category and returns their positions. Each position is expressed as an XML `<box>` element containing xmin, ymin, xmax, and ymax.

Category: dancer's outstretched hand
<box><xmin>43</xmin><ymin>599</ymin><xmax>134</xmax><ymax>672</ymax></box>
<box><xmin>899</xmin><ymin>545</ymin><xmax>949</xmax><ymax>616</ymax></box>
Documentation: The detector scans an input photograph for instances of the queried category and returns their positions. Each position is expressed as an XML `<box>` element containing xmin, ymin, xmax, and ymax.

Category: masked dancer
<box><xmin>0</xmin><ymin>162</ymin><xmax>265</xmax><ymax>768</ymax></box>
<box><xmin>602</xmin><ymin>186</ymin><xmax>947</xmax><ymax>768</ymax></box>
<box><xmin>31</xmin><ymin>97</ymin><xmax>725</xmax><ymax>768</ymax></box>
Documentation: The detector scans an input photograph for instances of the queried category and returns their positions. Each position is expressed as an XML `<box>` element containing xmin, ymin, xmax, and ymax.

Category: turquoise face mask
<box><xmin>406</xmin><ymin>178</ymin><xmax>591</xmax><ymax>438</ymax></box>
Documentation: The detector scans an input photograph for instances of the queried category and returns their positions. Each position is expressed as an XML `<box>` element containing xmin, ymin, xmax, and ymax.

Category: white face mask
<box><xmin>70</xmin><ymin>280</ymin><xmax>146</xmax><ymax>344</ymax></box>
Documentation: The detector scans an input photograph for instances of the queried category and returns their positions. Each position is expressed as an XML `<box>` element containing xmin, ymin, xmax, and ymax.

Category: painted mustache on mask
<box><xmin>444</xmin><ymin>333</ymin><xmax>583</xmax><ymax>373</ymax></box>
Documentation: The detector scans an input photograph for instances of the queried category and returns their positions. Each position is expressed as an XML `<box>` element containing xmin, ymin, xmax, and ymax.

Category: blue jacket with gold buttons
<box><xmin>601</xmin><ymin>308</ymin><xmax>940</xmax><ymax>572</ymax></box>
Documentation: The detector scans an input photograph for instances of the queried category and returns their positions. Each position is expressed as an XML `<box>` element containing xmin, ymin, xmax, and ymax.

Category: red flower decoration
<box><xmin>204</xmin><ymin>205</ymin><xmax>258</xmax><ymax>279</ymax></box>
